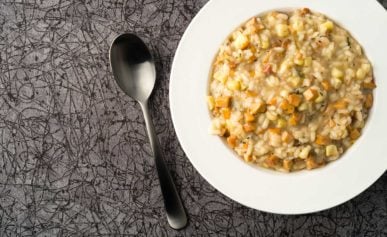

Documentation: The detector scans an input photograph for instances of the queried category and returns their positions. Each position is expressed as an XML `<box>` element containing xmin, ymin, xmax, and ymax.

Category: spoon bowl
<box><xmin>110</xmin><ymin>33</ymin><xmax>156</xmax><ymax>102</ymax></box>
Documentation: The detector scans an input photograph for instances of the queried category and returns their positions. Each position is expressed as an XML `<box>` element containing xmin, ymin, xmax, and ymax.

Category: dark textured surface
<box><xmin>0</xmin><ymin>0</ymin><xmax>386</xmax><ymax>236</ymax></box>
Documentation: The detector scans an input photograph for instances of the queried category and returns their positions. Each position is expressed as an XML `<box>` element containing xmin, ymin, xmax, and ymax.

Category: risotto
<box><xmin>207</xmin><ymin>8</ymin><xmax>376</xmax><ymax>172</ymax></box>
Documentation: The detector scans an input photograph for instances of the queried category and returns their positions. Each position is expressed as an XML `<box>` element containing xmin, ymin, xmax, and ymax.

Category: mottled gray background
<box><xmin>0</xmin><ymin>0</ymin><xmax>386</xmax><ymax>236</ymax></box>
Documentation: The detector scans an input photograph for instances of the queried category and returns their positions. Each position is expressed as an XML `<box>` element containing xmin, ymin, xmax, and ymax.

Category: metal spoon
<box><xmin>109</xmin><ymin>33</ymin><xmax>187</xmax><ymax>229</ymax></box>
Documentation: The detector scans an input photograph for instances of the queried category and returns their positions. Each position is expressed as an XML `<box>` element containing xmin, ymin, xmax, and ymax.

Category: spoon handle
<box><xmin>140</xmin><ymin>101</ymin><xmax>188</xmax><ymax>229</ymax></box>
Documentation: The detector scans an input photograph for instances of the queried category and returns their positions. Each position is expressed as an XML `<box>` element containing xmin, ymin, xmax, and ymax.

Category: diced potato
<box><xmin>215</xmin><ymin>96</ymin><xmax>231</xmax><ymax>108</ymax></box>
<box><xmin>226</xmin><ymin>80</ymin><xmax>241</xmax><ymax>91</ymax></box>
<box><xmin>234</xmin><ymin>33</ymin><xmax>249</xmax><ymax>49</ymax></box>
<box><xmin>267</xmin><ymin>97</ymin><xmax>277</xmax><ymax>106</ymax></box>
<box><xmin>243</xmin><ymin>123</ymin><xmax>256</xmax><ymax>132</ymax></box>
<box><xmin>250</xmin><ymin>101</ymin><xmax>267</xmax><ymax>114</ymax></box>
<box><xmin>333</xmin><ymin>99</ymin><xmax>348</xmax><ymax>109</ymax></box>
<box><xmin>283</xmin><ymin>159</ymin><xmax>293</xmax><ymax>171</ymax></box>
<box><xmin>280</xmin><ymin>89</ymin><xmax>290</xmax><ymax>98</ymax></box>
<box><xmin>362</xmin><ymin>81</ymin><xmax>376</xmax><ymax>89</ymax></box>
<box><xmin>315</xmin><ymin>134</ymin><xmax>331</xmax><ymax>145</ymax></box>
<box><xmin>303</xmin><ymin>88</ymin><xmax>318</xmax><ymax>101</ymax></box>
<box><xmin>328</xmin><ymin>118</ymin><xmax>336</xmax><ymax>128</ymax></box>
<box><xmin>266</xmin><ymin>111</ymin><xmax>278</xmax><ymax>121</ymax></box>
<box><xmin>227</xmin><ymin>135</ymin><xmax>237</xmax><ymax>148</ymax></box>
<box><xmin>244</xmin><ymin>112</ymin><xmax>255</xmax><ymax>122</ymax></box>
<box><xmin>280</xmin><ymin>100</ymin><xmax>295</xmax><ymax>114</ymax></box>
<box><xmin>268</xmin><ymin>127</ymin><xmax>281</xmax><ymax>135</ymax></box>
<box><xmin>331</xmin><ymin>67</ymin><xmax>344</xmax><ymax>79</ymax></box>
<box><xmin>300</xmin><ymin>8</ymin><xmax>311</xmax><ymax>16</ymax></box>
<box><xmin>350</xmin><ymin>129</ymin><xmax>361</xmax><ymax>140</ymax></box>
<box><xmin>207</xmin><ymin>96</ymin><xmax>215</xmax><ymax>110</ymax></box>
<box><xmin>287</xmin><ymin>94</ymin><xmax>302</xmax><ymax>107</ymax></box>
<box><xmin>246</xmin><ymin>90</ymin><xmax>258</xmax><ymax>97</ymax></box>
<box><xmin>221</xmin><ymin>108</ymin><xmax>231</xmax><ymax>119</ymax></box>
<box><xmin>265</xmin><ymin>155</ymin><xmax>280</xmax><ymax>168</ymax></box>
<box><xmin>326</xmin><ymin>144</ymin><xmax>338</xmax><ymax>157</ymax></box>
<box><xmin>299</xmin><ymin>146</ymin><xmax>311</xmax><ymax>159</ymax></box>
<box><xmin>289</xmin><ymin>113</ymin><xmax>302</xmax><ymax>126</ymax></box>
<box><xmin>321</xmin><ymin>80</ymin><xmax>331</xmax><ymax>91</ymax></box>
<box><xmin>282</xmin><ymin>131</ymin><xmax>293</xmax><ymax>143</ymax></box>
<box><xmin>275</xmin><ymin>24</ymin><xmax>289</xmax><ymax>37</ymax></box>
<box><xmin>364</xmin><ymin>94</ymin><xmax>373</xmax><ymax>109</ymax></box>
<box><xmin>244</xmin><ymin>155</ymin><xmax>253</xmax><ymax>162</ymax></box>
<box><xmin>306</xmin><ymin>156</ymin><xmax>319</xmax><ymax>170</ymax></box>
<box><xmin>263</xmin><ymin>63</ymin><xmax>272</xmax><ymax>74</ymax></box>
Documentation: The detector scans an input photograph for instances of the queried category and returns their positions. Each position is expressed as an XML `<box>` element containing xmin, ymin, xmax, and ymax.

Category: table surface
<box><xmin>0</xmin><ymin>1</ymin><xmax>386</xmax><ymax>236</ymax></box>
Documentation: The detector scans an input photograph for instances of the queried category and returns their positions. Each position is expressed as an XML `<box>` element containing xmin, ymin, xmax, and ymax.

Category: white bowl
<box><xmin>170</xmin><ymin>0</ymin><xmax>387</xmax><ymax>214</ymax></box>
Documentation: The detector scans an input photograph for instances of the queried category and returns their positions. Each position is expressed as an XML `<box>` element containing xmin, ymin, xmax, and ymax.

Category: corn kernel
<box><xmin>287</xmin><ymin>94</ymin><xmax>302</xmax><ymax>107</ymax></box>
<box><xmin>331</xmin><ymin>67</ymin><xmax>344</xmax><ymax>79</ymax></box>
<box><xmin>326</xmin><ymin>144</ymin><xmax>338</xmax><ymax>157</ymax></box>
<box><xmin>226</xmin><ymin>80</ymin><xmax>241</xmax><ymax>91</ymax></box>
<box><xmin>291</xmin><ymin>19</ymin><xmax>304</xmax><ymax>32</ymax></box>
<box><xmin>294</xmin><ymin>52</ymin><xmax>304</xmax><ymax>66</ymax></box>
<box><xmin>288</xmin><ymin>76</ymin><xmax>301</xmax><ymax>87</ymax></box>
<box><xmin>331</xmin><ymin>78</ymin><xmax>342</xmax><ymax>89</ymax></box>
<box><xmin>261</xmin><ymin>38</ymin><xmax>270</xmax><ymax>49</ymax></box>
<box><xmin>315</xmin><ymin>94</ymin><xmax>325</xmax><ymax>103</ymax></box>
<box><xmin>297</xmin><ymin>102</ymin><xmax>308</xmax><ymax>111</ymax></box>
<box><xmin>304</xmin><ymin>57</ymin><xmax>312</xmax><ymax>67</ymax></box>
<box><xmin>213</xmin><ymin>64</ymin><xmax>230</xmax><ymax>83</ymax></box>
<box><xmin>277</xmin><ymin>118</ymin><xmax>287</xmax><ymax>128</ymax></box>
<box><xmin>207</xmin><ymin>96</ymin><xmax>215</xmax><ymax>110</ymax></box>
<box><xmin>275</xmin><ymin>24</ymin><xmax>289</xmax><ymax>37</ymax></box>
<box><xmin>361</xmin><ymin>63</ymin><xmax>371</xmax><ymax>74</ymax></box>
<box><xmin>320</xmin><ymin>20</ymin><xmax>334</xmax><ymax>34</ymax></box>
<box><xmin>356</xmin><ymin>68</ymin><xmax>366</xmax><ymax>80</ymax></box>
